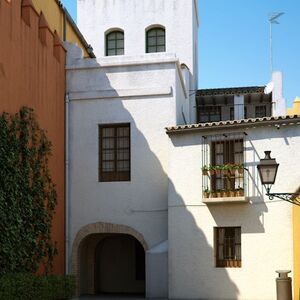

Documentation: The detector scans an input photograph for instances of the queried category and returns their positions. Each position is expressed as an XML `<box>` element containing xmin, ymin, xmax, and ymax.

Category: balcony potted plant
<box><xmin>202</xmin><ymin>165</ymin><xmax>209</xmax><ymax>176</ymax></box>
<box><xmin>216</xmin><ymin>189</ymin><xmax>223</xmax><ymax>198</ymax></box>
<box><xmin>232</xmin><ymin>163</ymin><xmax>244</xmax><ymax>175</ymax></box>
<box><xmin>203</xmin><ymin>188</ymin><xmax>210</xmax><ymax>198</ymax></box>
<box><xmin>236</xmin><ymin>186</ymin><xmax>244</xmax><ymax>197</ymax></box>
<box><xmin>229</xmin><ymin>189</ymin><xmax>236</xmax><ymax>197</ymax></box>
<box><xmin>222</xmin><ymin>164</ymin><xmax>230</xmax><ymax>176</ymax></box>
<box><xmin>215</xmin><ymin>165</ymin><xmax>222</xmax><ymax>175</ymax></box>
<box><xmin>223</xmin><ymin>164</ymin><xmax>231</xmax><ymax>176</ymax></box>
<box><xmin>210</xmin><ymin>190</ymin><xmax>217</xmax><ymax>198</ymax></box>
<box><xmin>208</xmin><ymin>165</ymin><xmax>215</xmax><ymax>175</ymax></box>
<box><xmin>224</xmin><ymin>189</ymin><xmax>231</xmax><ymax>197</ymax></box>
<box><xmin>237</xmin><ymin>163</ymin><xmax>244</xmax><ymax>175</ymax></box>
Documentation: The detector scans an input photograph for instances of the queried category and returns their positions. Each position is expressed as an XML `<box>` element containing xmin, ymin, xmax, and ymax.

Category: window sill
<box><xmin>202</xmin><ymin>196</ymin><xmax>249</xmax><ymax>204</ymax></box>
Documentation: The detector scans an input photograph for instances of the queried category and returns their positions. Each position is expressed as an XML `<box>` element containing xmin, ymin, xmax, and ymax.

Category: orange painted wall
<box><xmin>0</xmin><ymin>0</ymin><xmax>65</xmax><ymax>274</ymax></box>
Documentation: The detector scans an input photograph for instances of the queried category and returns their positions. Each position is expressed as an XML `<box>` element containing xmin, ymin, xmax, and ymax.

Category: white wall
<box><xmin>77</xmin><ymin>0</ymin><xmax>198</xmax><ymax>122</ymax></box>
<box><xmin>272</xmin><ymin>71</ymin><xmax>287</xmax><ymax>116</ymax></box>
<box><xmin>77</xmin><ymin>0</ymin><xmax>198</xmax><ymax>74</ymax></box>
<box><xmin>66</xmin><ymin>43</ymin><xmax>187</xmax><ymax>297</ymax></box>
<box><xmin>167</xmin><ymin>125</ymin><xmax>299</xmax><ymax>300</ymax></box>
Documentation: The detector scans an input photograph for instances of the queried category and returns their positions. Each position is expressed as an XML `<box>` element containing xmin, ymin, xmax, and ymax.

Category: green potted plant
<box><xmin>229</xmin><ymin>189</ymin><xmax>236</xmax><ymax>197</ymax></box>
<box><xmin>215</xmin><ymin>165</ymin><xmax>222</xmax><ymax>175</ymax></box>
<box><xmin>236</xmin><ymin>186</ymin><xmax>244</xmax><ymax>197</ymax></box>
<box><xmin>231</xmin><ymin>163</ymin><xmax>244</xmax><ymax>175</ymax></box>
<box><xmin>237</xmin><ymin>163</ymin><xmax>244</xmax><ymax>175</ymax></box>
<box><xmin>202</xmin><ymin>165</ymin><xmax>209</xmax><ymax>176</ymax></box>
<box><xmin>224</xmin><ymin>189</ymin><xmax>231</xmax><ymax>197</ymax></box>
<box><xmin>230</xmin><ymin>163</ymin><xmax>238</xmax><ymax>175</ymax></box>
<box><xmin>210</xmin><ymin>190</ymin><xmax>217</xmax><ymax>198</ymax></box>
<box><xmin>223</xmin><ymin>164</ymin><xmax>231</xmax><ymax>176</ymax></box>
<box><xmin>216</xmin><ymin>189</ymin><xmax>222</xmax><ymax>198</ymax></box>
<box><xmin>203</xmin><ymin>188</ymin><xmax>210</xmax><ymax>198</ymax></box>
<box><xmin>208</xmin><ymin>165</ymin><xmax>215</xmax><ymax>175</ymax></box>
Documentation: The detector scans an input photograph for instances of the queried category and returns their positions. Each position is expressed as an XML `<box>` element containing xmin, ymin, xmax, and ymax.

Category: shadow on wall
<box><xmin>66</xmin><ymin>43</ymin><xmax>239</xmax><ymax>299</ymax></box>
<box><xmin>168</xmin><ymin>190</ymin><xmax>240</xmax><ymax>299</ymax></box>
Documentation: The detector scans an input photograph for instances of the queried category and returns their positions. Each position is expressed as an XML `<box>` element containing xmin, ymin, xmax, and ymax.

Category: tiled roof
<box><xmin>197</xmin><ymin>86</ymin><xmax>265</xmax><ymax>97</ymax></box>
<box><xmin>166</xmin><ymin>115</ymin><xmax>300</xmax><ymax>134</ymax></box>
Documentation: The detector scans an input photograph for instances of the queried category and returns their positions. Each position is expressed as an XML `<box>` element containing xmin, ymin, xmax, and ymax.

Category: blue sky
<box><xmin>61</xmin><ymin>0</ymin><xmax>300</xmax><ymax>107</ymax></box>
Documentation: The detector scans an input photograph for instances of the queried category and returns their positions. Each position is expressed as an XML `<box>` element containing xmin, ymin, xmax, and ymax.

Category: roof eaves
<box><xmin>197</xmin><ymin>86</ymin><xmax>266</xmax><ymax>97</ymax></box>
<box><xmin>166</xmin><ymin>115</ymin><xmax>300</xmax><ymax>134</ymax></box>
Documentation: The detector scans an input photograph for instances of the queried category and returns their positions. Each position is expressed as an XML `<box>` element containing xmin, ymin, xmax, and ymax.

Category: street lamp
<box><xmin>257</xmin><ymin>151</ymin><xmax>300</xmax><ymax>205</ymax></box>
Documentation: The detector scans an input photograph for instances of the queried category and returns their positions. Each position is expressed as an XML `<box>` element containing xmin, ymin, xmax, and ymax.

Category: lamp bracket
<box><xmin>267</xmin><ymin>193</ymin><xmax>300</xmax><ymax>206</ymax></box>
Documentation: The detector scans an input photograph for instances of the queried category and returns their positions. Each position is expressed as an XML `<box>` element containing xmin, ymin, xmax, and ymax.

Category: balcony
<box><xmin>201</xmin><ymin>133</ymin><xmax>249</xmax><ymax>204</ymax></box>
<box><xmin>196</xmin><ymin>86</ymin><xmax>273</xmax><ymax>123</ymax></box>
<box><xmin>202</xmin><ymin>164</ymin><xmax>249</xmax><ymax>204</ymax></box>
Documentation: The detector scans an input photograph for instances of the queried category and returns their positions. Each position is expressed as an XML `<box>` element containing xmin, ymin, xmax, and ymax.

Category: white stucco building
<box><xmin>65</xmin><ymin>1</ymin><xmax>300</xmax><ymax>299</ymax></box>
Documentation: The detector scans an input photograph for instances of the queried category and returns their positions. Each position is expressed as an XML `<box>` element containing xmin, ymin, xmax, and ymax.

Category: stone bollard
<box><xmin>276</xmin><ymin>270</ymin><xmax>292</xmax><ymax>300</ymax></box>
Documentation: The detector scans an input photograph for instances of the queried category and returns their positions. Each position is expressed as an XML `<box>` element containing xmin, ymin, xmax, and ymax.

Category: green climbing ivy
<box><xmin>0</xmin><ymin>107</ymin><xmax>57</xmax><ymax>275</ymax></box>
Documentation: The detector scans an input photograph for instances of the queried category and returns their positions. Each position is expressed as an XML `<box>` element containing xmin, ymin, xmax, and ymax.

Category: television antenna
<box><xmin>268</xmin><ymin>12</ymin><xmax>284</xmax><ymax>74</ymax></box>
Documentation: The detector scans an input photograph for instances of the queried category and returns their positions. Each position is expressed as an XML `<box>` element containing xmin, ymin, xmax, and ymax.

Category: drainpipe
<box><xmin>65</xmin><ymin>93</ymin><xmax>70</xmax><ymax>274</ymax></box>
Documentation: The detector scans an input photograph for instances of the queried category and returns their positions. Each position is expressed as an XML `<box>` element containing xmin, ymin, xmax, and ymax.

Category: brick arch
<box><xmin>71</xmin><ymin>222</ymin><xmax>148</xmax><ymax>295</ymax></box>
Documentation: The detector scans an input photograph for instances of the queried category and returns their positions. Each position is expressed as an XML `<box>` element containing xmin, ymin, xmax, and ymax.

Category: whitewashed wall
<box><xmin>167</xmin><ymin>125</ymin><xmax>299</xmax><ymax>300</ymax></box>
<box><xmin>77</xmin><ymin>0</ymin><xmax>198</xmax><ymax>123</ymax></box>
<box><xmin>66</xmin><ymin>43</ymin><xmax>187</xmax><ymax>297</ymax></box>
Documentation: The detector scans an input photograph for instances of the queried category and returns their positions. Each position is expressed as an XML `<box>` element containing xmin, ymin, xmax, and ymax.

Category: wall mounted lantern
<box><xmin>257</xmin><ymin>151</ymin><xmax>300</xmax><ymax>205</ymax></box>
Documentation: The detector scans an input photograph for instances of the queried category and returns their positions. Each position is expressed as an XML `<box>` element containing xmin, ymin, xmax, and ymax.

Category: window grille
<box><xmin>255</xmin><ymin>105</ymin><xmax>267</xmax><ymax>118</ymax></box>
<box><xmin>99</xmin><ymin>123</ymin><xmax>130</xmax><ymax>182</ymax></box>
<box><xmin>198</xmin><ymin>106</ymin><xmax>221</xmax><ymax>123</ymax></box>
<box><xmin>215</xmin><ymin>227</ymin><xmax>241</xmax><ymax>268</ymax></box>
<box><xmin>202</xmin><ymin>132</ymin><xmax>248</xmax><ymax>199</ymax></box>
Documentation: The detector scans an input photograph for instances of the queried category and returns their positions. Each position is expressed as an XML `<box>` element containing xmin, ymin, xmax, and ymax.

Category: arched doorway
<box><xmin>95</xmin><ymin>234</ymin><xmax>145</xmax><ymax>295</ymax></box>
<box><xmin>71</xmin><ymin>222</ymin><xmax>148</xmax><ymax>296</ymax></box>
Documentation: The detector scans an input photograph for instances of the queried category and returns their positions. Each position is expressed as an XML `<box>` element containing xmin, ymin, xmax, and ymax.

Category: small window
<box><xmin>215</xmin><ymin>227</ymin><xmax>241</xmax><ymax>268</ymax></box>
<box><xmin>255</xmin><ymin>105</ymin><xmax>266</xmax><ymax>118</ymax></box>
<box><xmin>106</xmin><ymin>30</ymin><xmax>124</xmax><ymax>56</ymax></box>
<box><xmin>146</xmin><ymin>27</ymin><xmax>165</xmax><ymax>53</ymax></box>
<box><xmin>99</xmin><ymin>123</ymin><xmax>130</xmax><ymax>181</ymax></box>
<box><xmin>198</xmin><ymin>106</ymin><xmax>221</xmax><ymax>123</ymax></box>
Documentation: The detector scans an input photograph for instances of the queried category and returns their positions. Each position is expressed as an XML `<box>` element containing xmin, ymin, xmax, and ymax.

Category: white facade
<box><xmin>166</xmin><ymin>122</ymin><xmax>300</xmax><ymax>299</ymax></box>
<box><xmin>77</xmin><ymin>0</ymin><xmax>199</xmax><ymax>123</ymax></box>
<box><xmin>65</xmin><ymin>1</ymin><xmax>299</xmax><ymax>299</ymax></box>
<box><xmin>65</xmin><ymin>39</ymin><xmax>190</xmax><ymax>296</ymax></box>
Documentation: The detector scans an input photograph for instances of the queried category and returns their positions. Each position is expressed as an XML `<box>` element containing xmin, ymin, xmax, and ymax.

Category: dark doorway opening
<box><xmin>95</xmin><ymin>234</ymin><xmax>145</xmax><ymax>296</ymax></box>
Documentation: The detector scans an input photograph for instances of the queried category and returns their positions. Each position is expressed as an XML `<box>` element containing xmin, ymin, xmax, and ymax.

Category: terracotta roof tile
<box><xmin>166</xmin><ymin>115</ymin><xmax>300</xmax><ymax>134</ymax></box>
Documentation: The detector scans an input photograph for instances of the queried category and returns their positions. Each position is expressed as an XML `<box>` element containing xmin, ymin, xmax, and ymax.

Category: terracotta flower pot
<box><xmin>203</xmin><ymin>192</ymin><xmax>210</xmax><ymax>198</ymax></box>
